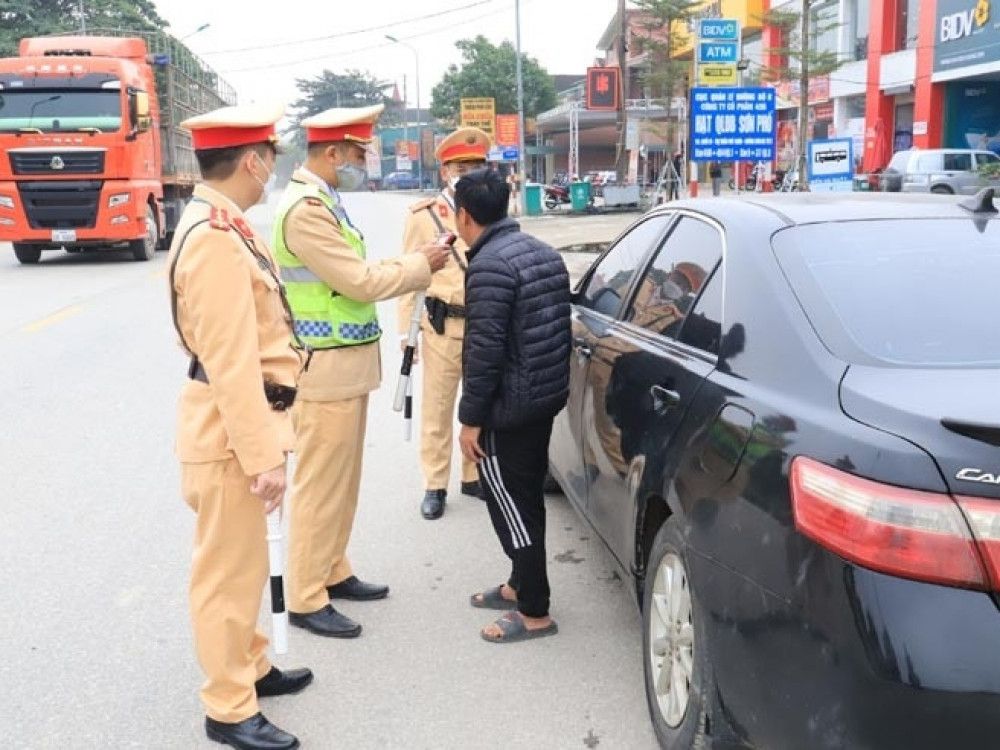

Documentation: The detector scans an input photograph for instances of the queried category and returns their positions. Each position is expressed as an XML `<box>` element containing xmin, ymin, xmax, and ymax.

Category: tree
<box><xmin>430</xmin><ymin>36</ymin><xmax>556</xmax><ymax>123</ymax></box>
<box><xmin>759</xmin><ymin>0</ymin><xmax>844</xmax><ymax>190</ymax></box>
<box><xmin>0</xmin><ymin>0</ymin><xmax>167</xmax><ymax>57</ymax></box>
<box><xmin>630</xmin><ymin>1</ymin><xmax>702</xmax><ymax>174</ymax></box>
<box><xmin>287</xmin><ymin>69</ymin><xmax>402</xmax><ymax>148</ymax></box>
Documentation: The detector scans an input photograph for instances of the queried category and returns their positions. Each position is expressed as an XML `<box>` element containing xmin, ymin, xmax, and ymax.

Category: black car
<box><xmin>548</xmin><ymin>191</ymin><xmax>1000</xmax><ymax>749</ymax></box>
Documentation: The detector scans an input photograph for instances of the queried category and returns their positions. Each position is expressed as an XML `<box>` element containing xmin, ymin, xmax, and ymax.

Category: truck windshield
<box><xmin>0</xmin><ymin>89</ymin><xmax>122</xmax><ymax>132</ymax></box>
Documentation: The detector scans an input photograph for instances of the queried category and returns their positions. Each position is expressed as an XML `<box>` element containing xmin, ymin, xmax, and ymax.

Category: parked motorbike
<box><xmin>543</xmin><ymin>183</ymin><xmax>571</xmax><ymax>209</ymax></box>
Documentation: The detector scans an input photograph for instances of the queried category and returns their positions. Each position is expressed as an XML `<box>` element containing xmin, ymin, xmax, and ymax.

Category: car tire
<box><xmin>642</xmin><ymin>517</ymin><xmax>710</xmax><ymax>750</ymax></box>
<box><xmin>931</xmin><ymin>185</ymin><xmax>954</xmax><ymax>195</ymax></box>
<box><xmin>13</xmin><ymin>243</ymin><xmax>42</xmax><ymax>264</ymax></box>
<box><xmin>544</xmin><ymin>196</ymin><xmax>557</xmax><ymax>210</ymax></box>
<box><xmin>130</xmin><ymin>205</ymin><xmax>158</xmax><ymax>262</ymax></box>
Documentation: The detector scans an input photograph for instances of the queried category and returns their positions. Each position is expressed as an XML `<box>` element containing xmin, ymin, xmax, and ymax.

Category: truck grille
<box><xmin>17</xmin><ymin>181</ymin><xmax>101</xmax><ymax>229</ymax></box>
<box><xmin>9</xmin><ymin>150</ymin><xmax>105</xmax><ymax>176</ymax></box>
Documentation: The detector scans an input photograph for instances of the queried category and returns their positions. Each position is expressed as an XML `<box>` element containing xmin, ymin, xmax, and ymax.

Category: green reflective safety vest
<box><xmin>273</xmin><ymin>179</ymin><xmax>381</xmax><ymax>349</ymax></box>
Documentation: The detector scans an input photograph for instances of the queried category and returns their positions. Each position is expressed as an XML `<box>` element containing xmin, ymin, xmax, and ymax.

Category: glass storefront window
<box><xmin>898</xmin><ymin>0</ymin><xmax>919</xmax><ymax>49</ymax></box>
<box><xmin>850</xmin><ymin>0</ymin><xmax>870</xmax><ymax>60</ymax></box>
<box><xmin>810</xmin><ymin>2</ymin><xmax>839</xmax><ymax>57</ymax></box>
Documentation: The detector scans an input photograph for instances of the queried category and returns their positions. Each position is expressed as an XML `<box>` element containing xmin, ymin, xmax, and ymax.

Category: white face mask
<box><xmin>335</xmin><ymin>163</ymin><xmax>368</xmax><ymax>192</ymax></box>
<box><xmin>250</xmin><ymin>153</ymin><xmax>273</xmax><ymax>204</ymax></box>
<box><xmin>448</xmin><ymin>175</ymin><xmax>460</xmax><ymax>191</ymax></box>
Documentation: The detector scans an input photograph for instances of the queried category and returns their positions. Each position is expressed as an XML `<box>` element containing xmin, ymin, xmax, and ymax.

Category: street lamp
<box><xmin>180</xmin><ymin>23</ymin><xmax>211</xmax><ymax>42</ymax></box>
<box><xmin>386</xmin><ymin>35</ymin><xmax>423</xmax><ymax>189</ymax></box>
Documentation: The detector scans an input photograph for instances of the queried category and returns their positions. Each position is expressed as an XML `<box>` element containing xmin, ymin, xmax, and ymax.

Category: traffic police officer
<box><xmin>168</xmin><ymin>103</ymin><xmax>311</xmax><ymax>750</ymax></box>
<box><xmin>398</xmin><ymin>127</ymin><xmax>492</xmax><ymax>520</ymax></box>
<box><xmin>274</xmin><ymin>104</ymin><xmax>450</xmax><ymax>637</ymax></box>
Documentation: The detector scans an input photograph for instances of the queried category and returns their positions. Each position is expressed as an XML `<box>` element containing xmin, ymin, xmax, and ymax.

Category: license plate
<box><xmin>51</xmin><ymin>229</ymin><xmax>76</xmax><ymax>243</ymax></box>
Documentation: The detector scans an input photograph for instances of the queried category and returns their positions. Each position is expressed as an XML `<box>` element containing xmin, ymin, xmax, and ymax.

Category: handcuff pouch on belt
<box><xmin>171</xmin><ymin>210</ymin><xmax>302</xmax><ymax>412</ymax></box>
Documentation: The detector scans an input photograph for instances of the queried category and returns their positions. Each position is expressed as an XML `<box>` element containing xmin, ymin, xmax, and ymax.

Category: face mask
<box><xmin>250</xmin><ymin>153</ymin><xmax>272</xmax><ymax>204</ymax></box>
<box><xmin>336</xmin><ymin>163</ymin><xmax>367</xmax><ymax>192</ymax></box>
<box><xmin>448</xmin><ymin>175</ymin><xmax>460</xmax><ymax>191</ymax></box>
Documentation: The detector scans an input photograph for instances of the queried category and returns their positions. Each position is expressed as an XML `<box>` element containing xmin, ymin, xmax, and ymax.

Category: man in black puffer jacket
<box><xmin>454</xmin><ymin>168</ymin><xmax>571</xmax><ymax>644</ymax></box>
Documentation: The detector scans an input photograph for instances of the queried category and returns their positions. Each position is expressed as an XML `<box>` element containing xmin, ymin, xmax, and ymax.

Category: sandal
<box><xmin>480</xmin><ymin>611</ymin><xmax>558</xmax><ymax>644</ymax></box>
<box><xmin>470</xmin><ymin>584</ymin><xmax>517</xmax><ymax>611</ymax></box>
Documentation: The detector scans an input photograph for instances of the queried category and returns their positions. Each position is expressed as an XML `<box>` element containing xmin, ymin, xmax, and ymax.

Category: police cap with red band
<box><xmin>181</xmin><ymin>102</ymin><xmax>286</xmax><ymax>153</ymax></box>
<box><xmin>301</xmin><ymin>103</ymin><xmax>384</xmax><ymax>147</ymax></box>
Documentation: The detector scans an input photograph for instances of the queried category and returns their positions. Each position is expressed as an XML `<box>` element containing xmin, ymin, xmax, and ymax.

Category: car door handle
<box><xmin>650</xmin><ymin>385</ymin><xmax>680</xmax><ymax>413</ymax></box>
<box><xmin>573</xmin><ymin>337</ymin><xmax>592</xmax><ymax>359</ymax></box>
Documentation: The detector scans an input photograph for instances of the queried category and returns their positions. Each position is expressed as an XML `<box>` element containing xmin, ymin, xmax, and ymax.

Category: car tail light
<box><xmin>790</xmin><ymin>457</ymin><xmax>988</xmax><ymax>590</ymax></box>
<box><xmin>955</xmin><ymin>497</ymin><xmax>1000</xmax><ymax>589</ymax></box>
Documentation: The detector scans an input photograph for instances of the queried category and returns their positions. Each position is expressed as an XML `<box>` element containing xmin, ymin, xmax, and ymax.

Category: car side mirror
<box><xmin>134</xmin><ymin>90</ymin><xmax>151</xmax><ymax>133</ymax></box>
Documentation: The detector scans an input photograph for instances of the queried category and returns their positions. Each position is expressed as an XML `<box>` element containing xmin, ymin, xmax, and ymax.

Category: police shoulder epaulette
<box><xmin>208</xmin><ymin>207</ymin><xmax>230</xmax><ymax>230</ymax></box>
<box><xmin>409</xmin><ymin>198</ymin><xmax>436</xmax><ymax>213</ymax></box>
<box><xmin>231</xmin><ymin>216</ymin><xmax>254</xmax><ymax>240</ymax></box>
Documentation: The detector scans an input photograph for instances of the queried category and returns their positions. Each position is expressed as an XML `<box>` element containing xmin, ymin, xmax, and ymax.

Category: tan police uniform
<box><xmin>397</xmin><ymin>128</ymin><xmax>491</xmax><ymax>510</ymax></box>
<box><xmin>168</xmin><ymin>104</ymin><xmax>301</xmax><ymax>723</ymax></box>
<box><xmin>281</xmin><ymin>107</ymin><xmax>432</xmax><ymax>615</ymax></box>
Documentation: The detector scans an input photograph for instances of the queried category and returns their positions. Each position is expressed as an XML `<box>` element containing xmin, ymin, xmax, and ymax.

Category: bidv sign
<box><xmin>940</xmin><ymin>0</ymin><xmax>991</xmax><ymax>41</ymax></box>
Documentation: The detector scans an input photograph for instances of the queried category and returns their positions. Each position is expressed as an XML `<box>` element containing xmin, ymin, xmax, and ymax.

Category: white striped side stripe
<box><xmin>480</xmin><ymin>430</ymin><xmax>532</xmax><ymax>549</ymax></box>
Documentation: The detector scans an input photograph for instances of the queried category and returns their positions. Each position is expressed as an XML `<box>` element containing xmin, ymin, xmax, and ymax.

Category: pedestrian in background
<box><xmin>455</xmin><ymin>169</ymin><xmax>572</xmax><ymax>644</ymax></box>
<box><xmin>272</xmin><ymin>104</ymin><xmax>449</xmax><ymax>639</ymax></box>
<box><xmin>168</xmin><ymin>102</ymin><xmax>312</xmax><ymax>750</ymax></box>
<box><xmin>710</xmin><ymin>162</ymin><xmax>723</xmax><ymax>196</ymax></box>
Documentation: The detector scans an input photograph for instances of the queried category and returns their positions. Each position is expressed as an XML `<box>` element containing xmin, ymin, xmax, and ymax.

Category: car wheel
<box><xmin>13</xmin><ymin>243</ymin><xmax>42</xmax><ymax>264</ymax></box>
<box><xmin>544</xmin><ymin>196</ymin><xmax>557</xmax><ymax>210</ymax></box>
<box><xmin>130</xmin><ymin>205</ymin><xmax>158</xmax><ymax>262</ymax></box>
<box><xmin>931</xmin><ymin>185</ymin><xmax>954</xmax><ymax>195</ymax></box>
<box><xmin>643</xmin><ymin>517</ymin><xmax>710</xmax><ymax>749</ymax></box>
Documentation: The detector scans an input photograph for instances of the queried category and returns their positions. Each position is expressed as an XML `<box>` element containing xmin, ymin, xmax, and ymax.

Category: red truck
<box><xmin>0</xmin><ymin>32</ymin><xmax>235</xmax><ymax>264</ymax></box>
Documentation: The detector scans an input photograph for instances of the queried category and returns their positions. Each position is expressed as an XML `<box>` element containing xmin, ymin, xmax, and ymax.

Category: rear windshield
<box><xmin>774</xmin><ymin>219</ymin><xmax>1000</xmax><ymax>367</ymax></box>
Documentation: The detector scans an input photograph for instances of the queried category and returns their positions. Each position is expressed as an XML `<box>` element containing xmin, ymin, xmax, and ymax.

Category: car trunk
<box><xmin>840</xmin><ymin>365</ymin><xmax>1000</xmax><ymax>499</ymax></box>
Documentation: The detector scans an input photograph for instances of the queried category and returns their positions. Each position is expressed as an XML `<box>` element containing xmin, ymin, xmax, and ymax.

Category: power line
<box><xmin>202</xmin><ymin>0</ymin><xmax>496</xmax><ymax>56</ymax></box>
<box><xmin>217</xmin><ymin>1</ymin><xmax>520</xmax><ymax>75</ymax></box>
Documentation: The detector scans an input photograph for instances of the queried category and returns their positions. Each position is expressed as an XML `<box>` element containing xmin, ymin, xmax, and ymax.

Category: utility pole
<box><xmin>615</xmin><ymin>0</ymin><xmax>628</xmax><ymax>180</ymax></box>
<box><xmin>79</xmin><ymin>0</ymin><xmax>86</xmax><ymax>34</ymax></box>
<box><xmin>797</xmin><ymin>0</ymin><xmax>810</xmax><ymax>191</ymax></box>
<box><xmin>515</xmin><ymin>0</ymin><xmax>528</xmax><ymax>212</ymax></box>
<box><xmin>402</xmin><ymin>74</ymin><xmax>409</xmax><ymax>170</ymax></box>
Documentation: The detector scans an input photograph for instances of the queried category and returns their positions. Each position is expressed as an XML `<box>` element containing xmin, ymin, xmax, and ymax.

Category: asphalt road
<box><xmin>0</xmin><ymin>191</ymin><xmax>657</xmax><ymax>749</ymax></box>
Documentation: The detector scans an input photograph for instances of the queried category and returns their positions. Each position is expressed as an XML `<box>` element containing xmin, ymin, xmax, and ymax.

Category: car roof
<box><xmin>656</xmin><ymin>192</ymin><xmax>999</xmax><ymax>227</ymax></box>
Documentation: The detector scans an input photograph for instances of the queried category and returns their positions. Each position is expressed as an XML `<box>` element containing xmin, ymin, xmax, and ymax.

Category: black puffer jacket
<box><xmin>459</xmin><ymin>218</ymin><xmax>571</xmax><ymax>430</ymax></box>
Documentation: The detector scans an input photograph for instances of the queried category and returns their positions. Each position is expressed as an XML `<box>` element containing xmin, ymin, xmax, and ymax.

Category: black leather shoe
<box><xmin>327</xmin><ymin>575</ymin><xmax>389</xmax><ymax>601</ymax></box>
<box><xmin>461</xmin><ymin>480</ymin><xmax>484</xmax><ymax>499</ymax></box>
<box><xmin>422</xmin><ymin>489</ymin><xmax>447</xmax><ymax>519</ymax></box>
<box><xmin>205</xmin><ymin>713</ymin><xmax>299</xmax><ymax>749</ymax></box>
<box><xmin>289</xmin><ymin>605</ymin><xmax>362</xmax><ymax>638</ymax></box>
<box><xmin>254</xmin><ymin>666</ymin><xmax>313</xmax><ymax>698</ymax></box>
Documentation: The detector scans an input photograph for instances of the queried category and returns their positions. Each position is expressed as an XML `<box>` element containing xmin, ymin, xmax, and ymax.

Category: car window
<box><xmin>578</xmin><ymin>215</ymin><xmax>672</xmax><ymax>317</ymax></box>
<box><xmin>625</xmin><ymin>217</ymin><xmax>723</xmax><ymax>339</ymax></box>
<box><xmin>774</xmin><ymin>219</ymin><xmax>1000</xmax><ymax>367</ymax></box>
<box><xmin>678</xmin><ymin>266</ymin><xmax>724</xmax><ymax>355</ymax></box>
<box><xmin>977</xmin><ymin>152</ymin><xmax>1000</xmax><ymax>166</ymax></box>
<box><xmin>943</xmin><ymin>152</ymin><xmax>973</xmax><ymax>171</ymax></box>
<box><xmin>916</xmin><ymin>153</ymin><xmax>943</xmax><ymax>172</ymax></box>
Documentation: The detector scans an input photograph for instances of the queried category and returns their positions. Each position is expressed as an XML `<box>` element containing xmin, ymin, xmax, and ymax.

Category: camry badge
<box><xmin>956</xmin><ymin>468</ymin><xmax>1000</xmax><ymax>485</ymax></box>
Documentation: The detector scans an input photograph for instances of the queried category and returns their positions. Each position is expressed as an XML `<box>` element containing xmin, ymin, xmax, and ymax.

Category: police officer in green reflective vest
<box><xmin>273</xmin><ymin>104</ymin><xmax>449</xmax><ymax>638</ymax></box>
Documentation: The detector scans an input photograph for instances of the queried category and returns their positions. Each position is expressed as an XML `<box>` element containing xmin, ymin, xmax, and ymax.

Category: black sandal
<box><xmin>480</xmin><ymin>611</ymin><xmax>558</xmax><ymax>644</ymax></box>
<box><xmin>470</xmin><ymin>584</ymin><xmax>517</xmax><ymax>611</ymax></box>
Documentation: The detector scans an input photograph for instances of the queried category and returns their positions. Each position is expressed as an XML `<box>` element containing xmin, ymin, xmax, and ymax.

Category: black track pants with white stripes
<box><xmin>477</xmin><ymin>418</ymin><xmax>554</xmax><ymax>618</ymax></box>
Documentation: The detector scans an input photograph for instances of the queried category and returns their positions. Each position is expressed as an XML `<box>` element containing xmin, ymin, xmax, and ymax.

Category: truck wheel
<box><xmin>130</xmin><ymin>205</ymin><xmax>158</xmax><ymax>261</ymax></box>
<box><xmin>13</xmin><ymin>243</ymin><xmax>42</xmax><ymax>264</ymax></box>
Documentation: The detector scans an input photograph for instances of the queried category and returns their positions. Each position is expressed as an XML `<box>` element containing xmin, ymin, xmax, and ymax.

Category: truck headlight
<box><xmin>108</xmin><ymin>193</ymin><xmax>130</xmax><ymax>208</ymax></box>
<box><xmin>0</xmin><ymin>196</ymin><xmax>13</xmax><ymax>209</ymax></box>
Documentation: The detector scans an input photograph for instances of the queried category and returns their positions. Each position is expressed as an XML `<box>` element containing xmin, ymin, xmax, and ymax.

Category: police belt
<box><xmin>424</xmin><ymin>297</ymin><xmax>465</xmax><ymax>335</ymax></box>
<box><xmin>188</xmin><ymin>358</ymin><xmax>297</xmax><ymax>412</ymax></box>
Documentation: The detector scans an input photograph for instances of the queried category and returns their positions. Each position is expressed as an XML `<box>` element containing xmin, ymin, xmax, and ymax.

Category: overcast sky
<box><xmin>153</xmin><ymin>0</ymin><xmax>619</xmax><ymax>110</ymax></box>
